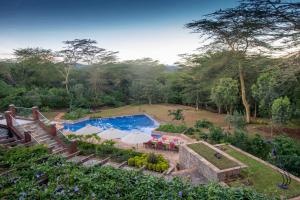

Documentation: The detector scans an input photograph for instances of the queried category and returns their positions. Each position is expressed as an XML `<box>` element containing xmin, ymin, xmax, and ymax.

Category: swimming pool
<box><xmin>63</xmin><ymin>114</ymin><xmax>159</xmax><ymax>134</ymax></box>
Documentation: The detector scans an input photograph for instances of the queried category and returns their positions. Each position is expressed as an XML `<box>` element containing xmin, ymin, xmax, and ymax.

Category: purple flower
<box><xmin>178</xmin><ymin>191</ymin><xmax>183</xmax><ymax>198</ymax></box>
<box><xmin>74</xmin><ymin>186</ymin><xmax>79</xmax><ymax>193</ymax></box>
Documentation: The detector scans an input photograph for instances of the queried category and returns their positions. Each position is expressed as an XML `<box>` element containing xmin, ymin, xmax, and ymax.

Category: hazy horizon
<box><xmin>0</xmin><ymin>0</ymin><xmax>237</xmax><ymax>64</ymax></box>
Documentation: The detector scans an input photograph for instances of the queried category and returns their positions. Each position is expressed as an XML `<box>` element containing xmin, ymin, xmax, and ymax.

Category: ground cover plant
<box><xmin>0</xmin><ymin>145</ymin><xmax>277</xmax><ymax>199</ymax></box>
<box><xmin>187</xmin><ymin>143</ymin><xmax>238</xmax><ymax>169</ymax></box>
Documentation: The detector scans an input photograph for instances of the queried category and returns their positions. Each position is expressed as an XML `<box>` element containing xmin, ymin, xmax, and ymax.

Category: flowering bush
<box><xmin>128</xmin><ymin>153</ymin><xmax>169</xmax><ymax>173</ymax></box>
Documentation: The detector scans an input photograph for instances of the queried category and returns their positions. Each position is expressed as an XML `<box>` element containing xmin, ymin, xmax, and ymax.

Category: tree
<box><xmin>59</xmin><ymin>39</ymin><xmax>118</xmax><ymax>93</ymax></box>
<box><xmin>234</xmin><ymin>0</ymin><xmax>300</xmax><ymax>48</ymax></box>
<box><xmin>251</xmin><ymin>71</ymin><xmax>279</xmax><ymax>117</ymax></box>
<box><xmin>168</xmin><ymin>109</ymin><xmax>185</xmax><ymax>122</ymax></box>
<box><xmin>225</xmin><ymin>111</ymin><xmax>246</xmax><ymax>130</ymax></box>
<box><xmin>186</xmin><ymin>7</ymin><xmax>270</xmax><ymax>123</ymax></box>
<box><xmin>210</xmin><ymin>78</ymin><xmax>239</xmax><ymax>114</ymax></box>
<box><xmin>14</xmin><ymin>48</ymin><xmax>54</xmax><ymax>63</ymax></box>
<box><xmin>272</xmin><ymin>96</ymin><xmax>292</xmax><ymax>126</ymax></box>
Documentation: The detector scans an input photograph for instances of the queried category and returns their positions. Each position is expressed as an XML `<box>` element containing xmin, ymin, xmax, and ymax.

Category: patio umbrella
<box><xmin>75</xmin><ymin>124</ymin><xmax>102</xmax><ymax>135</ymax></box>
<box><xmin>121</xmin><ymin>132</ymin><xmax>152</xmax><ymax>145</ymax></box>
<box><xmin>98</xmin><ymin>128</ymin><xmax>129</xmax><ymax>140</ymax></box>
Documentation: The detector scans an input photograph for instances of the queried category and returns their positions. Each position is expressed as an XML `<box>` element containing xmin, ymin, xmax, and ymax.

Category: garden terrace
<box><xmin>0</xmin><ymin>145</ymin><xmax>273</xmax><ymax>199</ymax></box>
<box><xmin>188</xmin><ymin>142</ymin><xmax>239</xmax><ymax>170</ymax></box>
<box><xmin>179</xmin><ymin>141</ymin><xmax>247</xmax><ymax>182</ymax></box>
<box><xmin>218</xmin><ymin>144</ymin><xmax>300</xmax><ymax>198</ymax></box>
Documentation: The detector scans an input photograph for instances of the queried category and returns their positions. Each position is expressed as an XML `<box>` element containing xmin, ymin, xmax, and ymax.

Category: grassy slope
<box><xmin>188</xmin><ymin>143</ymin><xmax>238</xmax><ymax>170</ymax></box>
<box><xmin>224</xmin><ymin>145</ymin><xmax>300</xmax><ymax>198</ymax></box>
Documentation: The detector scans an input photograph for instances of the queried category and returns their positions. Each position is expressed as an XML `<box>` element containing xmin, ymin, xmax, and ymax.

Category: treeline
<box><xmin>0</xmin><ymin>0</ymin><xmax>299</xmax><ymax>123</ymax></box>
<box><xmin>0</xmin><ymin>49</ymin><xmax>299</xmax><ymax>118</ymax></box>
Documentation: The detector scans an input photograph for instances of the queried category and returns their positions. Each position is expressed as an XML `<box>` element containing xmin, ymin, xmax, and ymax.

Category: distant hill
<box><xmin>164</xmin><ymin>65</ymin><xmax>180</xmax><ymax>72</ymax></box>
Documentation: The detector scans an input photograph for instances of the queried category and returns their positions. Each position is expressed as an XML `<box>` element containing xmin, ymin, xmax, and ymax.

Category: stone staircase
<box><xmin>22</xmin><ymin>122</ymin><xmax>67</xmax><ymax>154</ymax></box>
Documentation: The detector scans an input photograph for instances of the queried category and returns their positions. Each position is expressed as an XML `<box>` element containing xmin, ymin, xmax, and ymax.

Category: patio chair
<box><xmin>144</xmin><ymin>140</ymin><xmax>152</xmax><ymax>148</ymax></box>
<box><xmin>169</xmin><ymin>142</ymin><xmax>176</xmax><ymax>151</ymax></box>
<box><xmin>156</xmin><ymin>141</ymin><xmax>164</xmax><ymax>150</ymax></box>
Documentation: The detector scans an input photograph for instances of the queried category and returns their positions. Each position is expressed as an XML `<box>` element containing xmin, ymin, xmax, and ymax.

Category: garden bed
<box><xmin>219</xmin><ymin>144</ymin><xmax>300</xmax><ymax>198</ymax></box>
<box><xmin>179</xmin><ymin>142</ymin><xmax>246</xmax><ymax>181</ymax></box>
<box><xmin>187</xmin><ymin>142</ymin><xmax>239</xmax><ymax>170</ymax></box>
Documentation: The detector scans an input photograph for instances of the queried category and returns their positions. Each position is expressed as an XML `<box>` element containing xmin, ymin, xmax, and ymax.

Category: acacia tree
<box><xmin>59</xmin><ymin>39</ymin><xmax>117</xmax><ymax>94</ymax></box>
<box><xmin>186</xmin><ymin>7</ymin><xmax>271</xmax><ymax>123</ymax></box>
<box><xmin>236</xmin><ymin>0</ymin><xmax>300</xmax><ymax>48</ymax></box>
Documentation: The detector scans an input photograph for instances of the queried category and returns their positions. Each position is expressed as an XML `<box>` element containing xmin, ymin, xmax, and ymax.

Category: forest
<box><xmin>0</xmin><ymin>0</ymin><xmax>299</xmax><ymax>125</ymax></box>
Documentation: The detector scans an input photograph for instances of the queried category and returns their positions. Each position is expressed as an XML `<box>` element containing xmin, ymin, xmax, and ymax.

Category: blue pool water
<box><xmin>64</xmin><ymin>114</ymin><xmax>159</xmax><ymax>134</ymax></box>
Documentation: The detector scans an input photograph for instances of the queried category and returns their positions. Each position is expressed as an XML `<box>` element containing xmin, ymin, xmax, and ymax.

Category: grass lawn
<box><xmin>223</xmin><ymin>145</ymin><xmax>300</xmax><ymax>198</ymax></box>
<box><xmin>90</xmin><ymin>104</ymin><xmax>227</xmax><ymax>127</ymax></box>
<box><xmin>187</xmin><ymin>143</ymin><xmax>239</xmax><ymax>170</ymax></box>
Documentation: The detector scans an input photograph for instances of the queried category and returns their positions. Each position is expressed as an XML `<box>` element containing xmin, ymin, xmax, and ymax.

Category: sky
<box><xmin>0</xmin><ymin>0</ymin><xmax>237</xmax><ymax>64</ymax></box>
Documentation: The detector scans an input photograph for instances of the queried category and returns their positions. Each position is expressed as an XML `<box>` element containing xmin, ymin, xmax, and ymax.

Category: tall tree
<box><xmin>235</xmin><ymin>0</ymin><xmax>300</xmax><ymax>48</ymax></box>
<box><xmin>186</xmin><ymin>7</ymin><xmax>271</xmax><ymax>123</ymax></box>
<box><xmin>59</xmin><ymin>39</ymin><xmax>117</xmax><ymax>93</ymax></box>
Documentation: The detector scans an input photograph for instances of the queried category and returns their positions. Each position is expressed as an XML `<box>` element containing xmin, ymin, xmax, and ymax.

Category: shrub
<box><xmin>195</xmin><ymin>119</ymin><xmax>213</xmax><ymax>129</ymax></box>
<box><xmin>248</xmin><ymin>134</ymin><xmax>271</xmax><ymax>159</ymax></box>
<box><xmin>41</xmin><ymin>106</ymin><xmax>51</xmax><ymax>112</ymax></box>
<box><xmin>208</xmin><ymin>126</ymin><xmax>224</xmax><ymax>143</ymax></box>
<box><xmin>270</xmin><ymin>135</ymin><xmax>300</xmax><ymax>177</ymax></box>
<box><xmin>64</xmin><ymin>108</ymin><xmax>90</xmax><ymax>120</ymax></box>
<box><xmin>1</xmin><ymin>145</ymin><xmax>48</xmax><ymax>165</ymax></box>
<box><xmin>224</xmin><ymin>111</ymin><xmax>246</xmax><ymax>130</ymax></box>
<box><xmin>147</xmin><ymin>153</ymin><xmax>158</xmax><ymax>164</ymax></box>
<box><xmin>228</xmin><ymin>129</ymin><xmax>249</xmax><ymax>150</ymax></box>
<box><xmin>128</xmin><ymin>153</ymin><xmax>169</xmax><ymax>173</ymax></box>
<box><xmin>184</xmin><ymin>127</ymin><xmax>195</xmax><ymax>135</ymax></box>
<box><xmin>156</xmin><ymin>124</ymin><xmax>187</xmax><ymax>133</ymax></box>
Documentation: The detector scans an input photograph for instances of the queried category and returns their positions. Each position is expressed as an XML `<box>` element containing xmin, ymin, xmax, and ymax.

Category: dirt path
<box><xmin>54</xmin><ymin>112</ymin><xmax>65</xmax><ymax>121</ymax></box>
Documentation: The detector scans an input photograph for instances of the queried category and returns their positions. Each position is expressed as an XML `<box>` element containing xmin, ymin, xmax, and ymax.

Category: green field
<box><xmin>223</xmin><ymin>145</ymin><xmax>300</xmax><ymax>198</ymax></box>
<box><xmin>187</xmin><ymin>143</ymin><xmax>239</xmax><ymax>170</ymax></box>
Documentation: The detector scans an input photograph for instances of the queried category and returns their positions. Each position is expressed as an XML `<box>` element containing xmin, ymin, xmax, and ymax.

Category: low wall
<box><xmin>179</xmin><ymin>142</ymin><xmax>247</xmax><ymax>181</ymax></box>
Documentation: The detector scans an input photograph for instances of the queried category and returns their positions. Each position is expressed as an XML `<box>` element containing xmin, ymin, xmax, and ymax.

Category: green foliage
<box><xmin>211</xmin><ymin>78</ymin><xmax>239</xmax><ymax>113</ymax></box>
<box><xmin>128</xmin><ymin>153</ymin><xmax>169</xmax><ymax>173</ymax></box>
<box><xmin>225</xmin><ymin>111</ymin><xmax>246</xmax><ymax>130</ymax></box>
<box><xmin>72</xmin><ymin>138</ymin><xmax>142</xmax><ymax>163</ymax></box>
<box><xmin>156</xmin><ymin>124</ymin><xmax>187</xmax><ymax>133</ymax></box>
<box><xmin>168</xmin><ymin>109</ymin><xmax>185</xmax><ymax>121</ymax></box>
<box><xmin>195</xmin><ymin>119</ymin><xmax>213</xmax><ymax>128</ymax></box>
<box><xmin>64</xmin><ymin>108</ymin><xmax>90</xmax><ymax>120</ymax></box>
<box><xmin>0</xmin><ymin>145</ymin><xmax>48</xmax><ymax>166</ymax></box>
<box><xmin>147</xmin><ymin>153</ymin><xmax>158</xmax><ymax>164</ymax></box>
<box><xmin>208</xmin><ymin>126</ymin><xmax>224</xmax><ymax>143</ymax></box>
<box><xmin>271</xmin><ymin>136</ymin><xmax>300</xmax><ymax>177</ymax></box>
<box><xmin>252</xmin><ymin>72</ymin><xmax>279</xmax><ymax>117</ymax></box>
<box><xmin>271</xmin><ymin>96</ymin><xmax>292</xmax><ymax>125</ymax></box>
<box><xmin>0</xmin><ymin>145</ymin><xmax>271</xmax><ymax>199</ymax></box>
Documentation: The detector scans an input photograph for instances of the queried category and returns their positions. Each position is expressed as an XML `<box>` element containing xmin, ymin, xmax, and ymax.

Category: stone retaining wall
<box><xmin>179</xmin><ymin>141</ymin><xmax>247</xmax><ymax>181</ymax></box>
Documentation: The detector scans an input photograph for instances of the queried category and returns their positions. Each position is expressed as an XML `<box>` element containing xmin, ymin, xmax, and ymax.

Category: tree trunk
<box><xmin>254</xmin><ymin>102</ymin><xmax>257</xmax><ymax>119</ymax></box>
<box><xmin>148</xmin><ymin>97</ymin><xmax>152</xmax><ymax>105</ymax></box>
<box><xmin>64</xmin><ymin>65</ymin><xmax>71</xmax><ymax>94</ymax></box>
<box><xmin>239</xmin><ymin>64</ymin><xmax>251</xmax><ymax>123</ymax></box>
<box><xmin>196</xmin><ymin>92</ymin><xmax>199</xmax><ymax>111</ymax></box>
<box><xmin>218</xmin><ymin>106</ymin><xmax>221</xmax><ymax>114</ymax></box>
